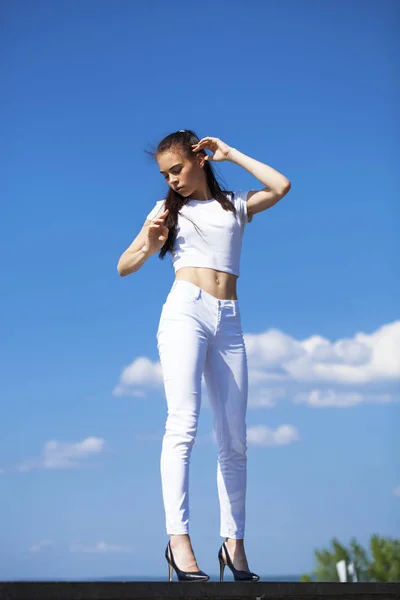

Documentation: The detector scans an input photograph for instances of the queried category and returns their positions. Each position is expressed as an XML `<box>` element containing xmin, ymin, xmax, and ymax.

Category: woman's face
<box><xmin>157</xmin><ymin>147</ymin><xmax>205</xmax><ymax>197</ymax></box>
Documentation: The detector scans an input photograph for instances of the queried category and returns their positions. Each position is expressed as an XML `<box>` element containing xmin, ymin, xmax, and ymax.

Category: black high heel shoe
<box><xmin>218</xmin><ymin>542</ymin><xmax>260</xmax><ymax>582</ymax></box>
<box><xmin>165</xmin><ymin>541</ymin><xmax>210</xmax><ymax>582</ymax></box>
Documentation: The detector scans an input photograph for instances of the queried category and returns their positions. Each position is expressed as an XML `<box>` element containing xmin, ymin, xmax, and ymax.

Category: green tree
<box><xmin>301</xmin><ymin>535</ymin><xmax>400</xmax><ymax>582</ymax></box>
<box><xmin>369</xmin><ymin>535</ymin><xmax>400</xmax><ymax>582</ymax></box>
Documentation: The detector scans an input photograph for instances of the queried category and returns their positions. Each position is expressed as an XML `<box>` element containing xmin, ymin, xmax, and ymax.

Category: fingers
<box><xmin>152</xmin><ymin>209</ymin><xmax>169</xmax><ymax>224</ymax></box>
<box><xmin>193</xmin><ymin>137</ymin><xmax>217</xmax><ymax>145</ymax></box>
<box><xmin>192</xmin><ymin>137</ymin><xmax>216</xmax><ymax>151</ymax></box>
<box><xmin>148</xmin><ymin>222</ymin><xmax>168</xmax><ymax>233</ymax></box>
<box><xmin>153</xmin><ymin>208</ymin><xmax>169</xmax><ymax>218</ymax></box>
<box><xmin>193</xmin><ymin>144</ymin><xmax>214</xmax><ymax>160</ymax></box>
<box><xmin>149</xmin><ymin>222</ymin><xmax>168</xmax><ymax>231</ymax></box>
<box><xmin>192</xmin><ymin>142</ymin><xmax>208</xmax><ymax>151</ymax></box>
<box><xmin>197</xmin><ymin>137</ymin><xmax>217</xmax><ymax>144</ymax></box>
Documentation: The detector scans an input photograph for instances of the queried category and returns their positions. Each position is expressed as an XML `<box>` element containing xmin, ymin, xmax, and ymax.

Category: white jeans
<box><xmin>156</xmin><ymin>280</ymin><xmax>248</xmax><ymax>539</ymax></box>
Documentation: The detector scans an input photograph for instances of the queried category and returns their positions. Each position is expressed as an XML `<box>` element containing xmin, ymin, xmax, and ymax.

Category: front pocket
<box><xmin>156</xmin><ymin>285</ymin><xmax>201</xmax><ymax>340</ymax></box>
<box><xmin>165</xmin><ymin>283</ymin><xmax>201</xmax><ymax>305</ymax></box>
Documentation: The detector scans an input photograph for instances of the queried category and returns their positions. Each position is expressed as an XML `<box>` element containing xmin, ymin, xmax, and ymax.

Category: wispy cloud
<box><xmin>394</xmin><ymin>486</ymin><xmax>400</xmax><ymax>498</ymax></box>
<box><xmin>137</xmin><ymin>426</ymin><xmax>300</xmax><ymax>448</ymax></box>
<box><xmin>69</xmin><ymin>541</ymin><xmax>132</xmax><ymax>553</ymax></box>
<box><xmin>247</xmin><ymin>424</ymin><xmax>300</xmax><ymax>447</ymax></box>
<box><xmin>29</xmin><ymin>540</ymin><xmax>53</xmax><ymax>553</ymax></box>
<box><xmin>248</xmin><ymin>387</ymin><xmax>286</xmax><ymax>408</ymax></box>
<box><xmin>17</xmin><ymin>437</ymin><xmax>105</xmax><ymax>472</ymax></box>
<box><xmin>293</xmin><ymin>390</ymin><xmax>395</xmax><ymax>408</ymax></box>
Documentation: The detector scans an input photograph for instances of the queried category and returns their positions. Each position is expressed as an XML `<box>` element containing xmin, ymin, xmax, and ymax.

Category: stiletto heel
<box><xmin>218</xmin><ymin>542</ymin><xmax>260</xmax><ymax>582</ymax></box>
<box><xmin>219</xmin><ymin>555</ymin><xmax>225</xmax><ymax>582</ymax></box>
<box><xmin>165</xmin><ymin>541</ymin><xmax>210</xmax><ymax>582</ymax></box>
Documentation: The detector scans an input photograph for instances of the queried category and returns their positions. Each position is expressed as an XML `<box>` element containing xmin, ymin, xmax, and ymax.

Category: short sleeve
<box><xmin>232</xmin><ymin>190</ymin><xmax>252</xmax><ymax>226</ymax></box>
<box><xmin>146</xmin><ymin>199</ymin><xmax>166</xmax><ymax>221</ymax></box>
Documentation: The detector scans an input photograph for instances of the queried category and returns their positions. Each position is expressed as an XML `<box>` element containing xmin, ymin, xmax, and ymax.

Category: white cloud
<box><xmin>394</xmin><ymin>486</ymin><xmax>400</xmax><ymax>498</ymax></box>
<box><xmin>245</xmin><ymin>321</ymin><xmax>400</xmax><ymax>408</ymax></box>
<box><xmin>244</xmin><ymin>321</ymin><xmax>400</xmax><ymax>385</ymax></box>
<box><xmin>293</xmin><ymin>389</ymin><xmax>395</xmax><ymax>408</ymax></box>
<box><xmin>0</xmin><ymin>468</ymin><xmax>4</xmax><ymax>475</ymax></box>
<box><xmin>17</xmin><ymin>437</ymin><xmax>105</xmax><ymax>472</ymax></box>
<box><xmin>29</xmin><ymin>540</ymin><xmax>53</xmax><ymax>553</ymax></box>
<box><xmin>247</xmin><ymin>424</ymin><xmax>300</xmax><ymax>447</ymax></box>
<box><xmin>113</xmin><ymin>357</ymin><xmax>162</xmax><ymax>397</ymax></box>
<box><xmin>114</xmin><ymin>321</ymin><xmax>400</xmax><ymax>408</ymax></box>
<box><xmin>245</xmin><ymin>329</ymin><xmax>305</xmax><ymax>369</ymax></box>
<box><xmin>69</xmin><ymin>541</ymin><xmax>132</xmax><ymax>553</ymax></box>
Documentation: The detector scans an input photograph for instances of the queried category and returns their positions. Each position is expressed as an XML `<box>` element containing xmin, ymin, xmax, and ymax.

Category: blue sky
<box><xmin>1</xmin><ymin>0</ymin><xmax>399</xmax><ymax>581</ymax></box>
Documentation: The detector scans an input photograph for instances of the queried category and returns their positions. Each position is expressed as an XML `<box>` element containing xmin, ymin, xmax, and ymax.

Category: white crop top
<box><xmin>145</xmin><ymin>190</ymin><xmax>251</xmax><ymax>277</ymax></box>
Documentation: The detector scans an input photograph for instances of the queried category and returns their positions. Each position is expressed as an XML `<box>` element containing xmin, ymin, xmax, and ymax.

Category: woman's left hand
<box><xmin>192</xmin><ymin>137</ymin><xmax>232</xmax><ymax>162</ymax></box>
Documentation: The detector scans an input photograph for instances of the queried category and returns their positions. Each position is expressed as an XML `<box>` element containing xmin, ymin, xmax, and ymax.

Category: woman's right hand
<box><xmin>143</xmin><ymin>209</ymin><xmax>169</xmax><ymax>255</ymax></box>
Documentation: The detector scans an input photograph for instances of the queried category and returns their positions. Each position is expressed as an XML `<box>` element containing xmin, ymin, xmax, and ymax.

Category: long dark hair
<box><xmin>146</xmin><ymin>129</ymin><xmax>236</xmax><ymax>259</ymax></box>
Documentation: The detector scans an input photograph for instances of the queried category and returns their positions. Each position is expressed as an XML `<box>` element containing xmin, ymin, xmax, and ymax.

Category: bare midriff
<box><xmin>175</xmin><ymin>267</ymin><xmax>238</xmax><ymax>300</ymax></box>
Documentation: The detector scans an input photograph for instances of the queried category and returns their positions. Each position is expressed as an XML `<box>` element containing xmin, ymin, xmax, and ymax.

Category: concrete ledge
<box><xmin>1</xmin><ymin>581</ymin><xmax>399</xmax><ymax>600</ymax></box>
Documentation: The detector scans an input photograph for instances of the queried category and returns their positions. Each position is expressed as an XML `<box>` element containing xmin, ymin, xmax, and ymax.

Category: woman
<box><xmin>117</xmin><ymin>130</ymin><xmax>291</xmax><ymax>582</ymax></box>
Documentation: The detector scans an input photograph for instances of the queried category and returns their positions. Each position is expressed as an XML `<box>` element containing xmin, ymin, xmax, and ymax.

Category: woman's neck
<box><xmin>187</xmin><ymin>186</ymin><xmax>213</xmax><ymax>201</ymax></box>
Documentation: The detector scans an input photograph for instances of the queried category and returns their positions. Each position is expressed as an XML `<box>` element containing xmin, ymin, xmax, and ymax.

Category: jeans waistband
<box><xmin>171</xmin><ymin>280</ymin><xmax>238</xmax><ymax>307</ymax></box>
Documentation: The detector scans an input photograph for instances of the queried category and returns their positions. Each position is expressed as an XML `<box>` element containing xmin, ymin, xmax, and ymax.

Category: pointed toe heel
<box><xmin>165</xmin><ymin>541</ymin><xmax>210</xmax><ymax>582</ymax></box>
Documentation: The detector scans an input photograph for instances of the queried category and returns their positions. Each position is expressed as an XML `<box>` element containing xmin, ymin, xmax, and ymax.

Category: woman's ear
<box><xmin>195</xmin><ymin>152</ymin><xmax>206</xmax><ymax>168</ymax></box>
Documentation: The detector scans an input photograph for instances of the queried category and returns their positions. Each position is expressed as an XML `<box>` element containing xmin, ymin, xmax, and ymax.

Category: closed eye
<box><xmin>163</xmin><ymin>166</ymin><xmax>182</xmax><ymax>180</ymax></box>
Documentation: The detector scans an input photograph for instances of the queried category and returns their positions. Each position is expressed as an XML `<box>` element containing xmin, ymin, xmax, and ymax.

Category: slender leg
<box><xmin>158</xmin><ymin>310</ymin><xmax>208</xmax><ymax>537</ymax></box>
<box><xmin>204</xmin><ymin>326</ymin><xmax>248</xmax><ymax>541</ymax></box>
